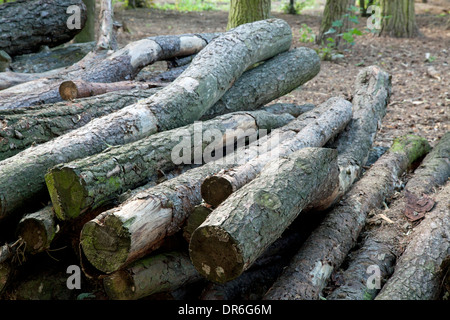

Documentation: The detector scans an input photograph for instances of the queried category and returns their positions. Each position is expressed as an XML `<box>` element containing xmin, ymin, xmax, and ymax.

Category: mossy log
<box><xmin>263</xmin><ymin>135</ymin><xmax>431</xmax><ymax>300</ymax></box>
<box><xmin>182</xmin><ymin>203</ymin><xmax>213</xmax><ymax>243</ymax></box>
<box><xmin>0</xmin><ymin>19</ymin><xmax>291</xmax><ymax>220</ymax></box>
<box><xmin>0</xmin><ymin>0</ymin><xmax>87</xmax><ymax>56</ymax></box>
<box><xmin>0</xmin><ymin>32</ymin><xmax>219</xmax><ymax>110</ymax></box>
<box><xmin>78</xmin><ymin>99</ymin><xmax>348</xmax><ymax>274</ymax></box>
<box><xmin>190</xmin><ymin>148</ymin><xmax>339</xmax><ymax>283</ymax></box>
<box><xmin>375</xmin><ymin>181</ymin><xmax>450</xmax><ymax>300</ymax></box>
<box><xmin>201</xmin><ymin>96</ymin><xmax>352</xmax><ymax>207</ymax></box>
<box><xmin>46</xmin><ymin>108</ymin><xmax>298</xmax><ymax>221</ymax></box>
<box><xmin>102</xmin><ymin>251</ymin><xmax>202</xmax><ymax>300</ymax></box>
<box><xmin>327</xmin><ymin>132</ymin><xmax>450</xmax><ymax>300</ymax></box>
<box><xmin>0</xmin><ymin>88</ymin><xmax>162</xmax><ymax>161</ymax></box>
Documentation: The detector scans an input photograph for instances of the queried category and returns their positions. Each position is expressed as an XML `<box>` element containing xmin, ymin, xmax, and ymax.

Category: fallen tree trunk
<box><xmin>190</xmin><ymin>148</ymin><xmax>339</xmax><ymax>283</ymax></box>
<box><xmin>263</xmin><ymin>135</ymin><xmax>431</xmax><ymax>300</ymax></box>
<box><xmin>46</xmin><ymin>108</ymin><xmax>298</xmax><ymax>220</ymax></box>
<box><xmin>0</xmin><ymin>88</ymin><xmax>162</xmax><ymax>161</ymax></box>
<box><xmin>0</xmin><ymin>19</ymin><xmax>292</xmax><ymax>220</ymax></box>
<box><xmin>0</xmin><ymin>0</ymin><xmax>87</xmax><ymax>56</ymax></box>
<box><xmin>201</xmin><ymin>97</ymin><xmax>352</xmax><ymax>207</ymax></box>
<box><xmin>58</xmin><ymin>79</ymin><xmax>166</xmax><ymax>100</ymax></box>
<box><xmin>375</xmin><ymin>181</ymin><xmax>450</xmax><ymax>300</ymax></box>
<box><xmin>102</xmin><ymin>251</ymin><xmax>202</xmax><ymax>300</ymax></box>
<box><xmin>327</xmin><ymin>132</ymin><xmax>450</xmax><ymax>300</ymax></box>
<box><xmin>0</xmin><ymin>32</ymin><xmax>219</xmax><ymax>110</ymax></box>
<box><xmin>0</xmin><ymin>68</ymin><xmax>64</xmax><ymax>91</ymax></box>
<box><xmin>79</xmin><ymin>98</ymin><xmax>349</xmax><ymax>274</ymax></box>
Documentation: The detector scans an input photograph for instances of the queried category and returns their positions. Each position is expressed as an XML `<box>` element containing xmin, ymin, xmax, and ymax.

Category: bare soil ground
<box><xmin>114</xmin><ymin>0</ymin><xmax>449</xmax><ymax>148</ymax></box>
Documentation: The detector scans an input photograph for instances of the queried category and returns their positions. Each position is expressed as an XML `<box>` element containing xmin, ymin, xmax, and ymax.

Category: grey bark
<box><xmin>0</xmin><ymin>19</ymin><xmax>291</xmax><ymax>220</ymax></box>
<box><xmin>78</xmin><ymin>98</ymin><xmax>348</xmax><ymax>274</ymax></box>
<box><xmin>0</xmin><ymin>0</ymin><xmax>87</xmax><ymax>56</ymax></box>
<box><xmin>375</xmin><ymin>182</ymin><xmax>450</xmax><ymax>300</ymax></box>
<box><xmin>263</xmin><ymin>135</ymin><xmax>431</xmax><ymax>300</ymax></box>
<box><xmin>327</xmin><ymin>132</ymin><xmax>450</xmax><ymax>300</ymax></box>
<box><xmin>201</xmin><ymin>97</ymin><xmax>352</xmax><ymax>207</ymax></box>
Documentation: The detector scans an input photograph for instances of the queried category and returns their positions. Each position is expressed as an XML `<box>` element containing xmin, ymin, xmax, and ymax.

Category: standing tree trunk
<box><xmin>74</xmin><ymin>0</ymin><xmax>96</xmax><ymax>43</ymax></box>
<box><xmin>316</xmin><ymin>0</ymin><xmax>356</xmax><ymax>47</ymax></box>
<box><xmin>380</xmin><ymin>0</ymin><xmax>419</xmax><ymax>38</ymax></box>
<box><xmin>227</xmin><ymin>0</ymin><xmax>271</xmax><ymax>30</ymax></box>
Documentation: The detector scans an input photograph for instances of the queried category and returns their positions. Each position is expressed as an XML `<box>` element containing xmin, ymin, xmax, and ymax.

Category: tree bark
<box><xmin>375</xmin><ymin>181</ymin><xmax>450</xmax><ymax>300</ymax></box>
<box><xmin>0</xmin><ymin>19</ymin><xmax>292</xmax><ymax>220</ymax></box>
<box><xmin>316</xmin><ymin>0</ymin><xmax>356</xmax><ymax>47</ymax></box>
<box><xmin>78</xmin><ymin>98</ymin><xmax>349</xmax><ymax>274</ymax></box>
<box><xmin>263</xmin><ymin>135</ymin><xmax>431</xmax><ymax>300</ymax></box>
<box><xmin>380</xmin><ymin>0</ymin><xmax>420</xmax><ymax>38</ymax></box>
<box><xmin>102</xmin><ymin>251</ymin><xmax>202</xmax><ymax>300</ymax></box>
<box><xmin>0</xmin><ymin>0</ymin><xmax>87</xmax><ymax>56</ymax></box>
<box><xmin>46</xmin><ymin>109</ymin><xmax>298</xmax><ymax>221</ymax></box>
<box><xmin>227</xmin><ymin>0</ymin><xmax>271</xmax><ymax>30</ymax></box>
<box><xmin>0</xmin><ymin>32</ymin><xmax>219</xmax><ymax>110</ymax></box>
<box><xmin>58</xmin><ymin>79</ymin><xmax>166</xmax><ymax>100</ymax></box>
<box><xmin>0</xmin><ymin>88</ymin><xmax>162</xmax><ymax>161</ymax></box>
<box><xmin>326</xmin><ymin>132</ymin><xmax>449</xmax><ymax>300</ymax></box>
<box><xmin>77</xmin><ymin>99</ymin><xmax>330</xmax><ymax>272</ymax></box>
<box><xmin>319</xmin><ymin>65</ymin><xmax>392</xmax><ymax>210</ymax></box>
<box><xmin>190</xmin><ymin>148</ymin><xmax>339</xmax><ymax>283</ymax></box>
<box><xmin>201</xmin><ymin>97</ymin><xmax>352</xmax><ymax>207</ymax></box>
<box><xmin>74</xmin><ymin>0</ymin><xmax>96</xmax><ymax>43</ymax></box>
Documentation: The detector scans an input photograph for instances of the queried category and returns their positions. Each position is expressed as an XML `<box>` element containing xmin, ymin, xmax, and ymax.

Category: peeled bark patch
<box><xmin>190</xmin><ymin>147</ymin><xmax>339</xmax><ymax>283</ymax></box>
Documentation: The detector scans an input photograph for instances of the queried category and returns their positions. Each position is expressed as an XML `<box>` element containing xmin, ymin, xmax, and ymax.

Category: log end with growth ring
<box><xmin>17</xmin><ymin>219</ymin><xmax>49</xmax><ymax>254</ymax></box>
<box><xmin>189</xmin><ymin>226</ymin><xmax>244</xmax><ymax>284</ymax></box>
<box><xmin>58</xmin><ymin>81</ymin><xmax>79</xmax><ymax>101</ymax></box>
<box><xmin>102</xmin><ymin>270</ymin><xmax>134</xmax><ymax>300</ymax></box>
<box><xmin>80</xmin><ymin>215</ymin><xmax>131</xmax><ymax>274</ymax></box>
<box><xmin>45</xmin><ymin>167</ymin><xmax>88</xmax><ymax>220</ymax></box>
<box><xmin>200</xmin><ymin>175</ymin><xmax>234</xmax><ymax>207</ymax></box>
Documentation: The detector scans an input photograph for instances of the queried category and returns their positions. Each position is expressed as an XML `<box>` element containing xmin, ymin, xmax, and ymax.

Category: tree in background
<box><xmin>359</xmin><ymin>0</ymin><xmax>374</xmax><ymax>17</ymax></box>
<box><xmin>227</xmin><ymin>0</ymin><xmax>271</xmax><ymax>30</ymax></box>
<box><xmin>316</xmin><ymin>0</ymin><xmax>355</xmax><ymax>48</ymax></box>
<box><xmin>74</xmin><ymin>0</ymin><xmax>96</xmax><ymax>43</ymax></box>
<box><xmin>379</xmin><ymin>0</ymin><xmax>419</xmax><ymax>38</ymax></box>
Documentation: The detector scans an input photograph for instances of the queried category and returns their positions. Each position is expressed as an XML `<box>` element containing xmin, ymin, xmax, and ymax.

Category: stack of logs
<box><xmin>0</xmin><ymin>0</ymin><xmax>449</xmax><ymax>301</ymax></box>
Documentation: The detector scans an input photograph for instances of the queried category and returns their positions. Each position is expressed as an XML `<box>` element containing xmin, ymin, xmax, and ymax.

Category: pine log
<box><xmin>58</xmin><ymin>79</ymin><xmax>166</xmax><ymax>100</ymax></box>
<box><xmin>0</xmin><ymin>0</ymin><xmax>87</xmax><ymax>56</ymax></box>
<box><xmin>0</xmin><ymin>32</ymin><xmax>219</xmax><ymax>110</ymax></box>
<box><xmin>0</xmin><ymin>19</ymin><xmax>292</xmax><ymax>220</ymax></box>
<box><xmin>190</xmin><ymin>148</ymin><xmax>339</xmax><ymax>283</ymax></box>
<box><xmin>79</xmin><ymin>98</ymin><xmax>349</xmax><ymax>274</ymax></box>
<box><xmin>0</xmin><ymin>88</ymin><xmax>162</xmax><ymax>161</ymax></box>
<box><xmin>10</xmin><ymin>42</ymin><xmax>95</xmax><ymax>73</ymax></box>
<box><xmin>201</xmin><ymin>97</ymin><xmax>352</xmax><ymax>207</ymax></box>
<box><xmin>375</xmin><ymin>181</ymin><xmax>450</xmax><ymax>300</ymax></box>
<box><xmin>16</xmin><ymin>206</ymin><xmax>57</xmax><ymax>255</ymax></box>
<box><xmin>102</xmin><ymin>251</ymin><xmax>202</xmax><ymax>300</ymax></box>
<box><xmin>327</xmin><ymin>132</ymin><xmax>450</xmax><ymax>300</ymax></box>
<box><xmin>263</xmin><ymin>135</ymin><xmax>431</xmax><ymax>300</ymax></box>
<box><xmin>320</xmin><ymin>65</ymin><xmax>392</xmax><ymax>210</ymax></box>
<box><xmin>46</xmin><ymin>108</ymin><xmax>299</xmax><ymax>221</ymax></box>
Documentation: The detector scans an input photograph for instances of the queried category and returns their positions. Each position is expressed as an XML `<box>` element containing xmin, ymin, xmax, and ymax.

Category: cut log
<box><xmin>0</xmin><ymin>68</ymin><xmax>65</xmax><ymax>91</ymax></box>
<box><xmin>0</xmin><ymin>88</ymin><xmax>162</xmax><ymax>161</ymax></box>
<box><xmin>58</xmin><ymin>80</ymin><xmax>166</xmax><ymax>100</ymax></box>
<box><xmin>0</xmin><ymin>19</ymin><xmax>292</xmax><ymax>220</ymax></box>
<box><xmin>190</xmin><ymin>148</ymin><xmax>339</xmax><ymax>283</ymax></box>
<box><xmin>320</xmin><ymin>65</ymin><xmax>392</xmax><ymax>210</ymax></box>
<box><xmin>263</xmin><ymin>134</ymin><xmax>431</xmax><ymax>300</ymax></box>
<box><xmin>182</xmin><ymin>203</ymin><xmax>214</xmax><ymax>243</ymax></box>
<box><xmin>375</xmin><ymin>181</ymin><xmax>450</xmax><ymax>300</ymax></box>
<box><xmin>46</xmin><ymin>107</ymin><xmax>300</xmax><ymax>221</ymax></box>
<box><xmin>78</xmin><ymin>98</ymin><xmax>349</xmax><ymax>274</ymax></box>
<box><xmin>201</xmin><ymin>96</ymin><xmax>352</xmax><ymax>207</ymax></box>
<box><xmin>102</xmin><ymin>251</ymin><xmax>202</xmax><ymax>300</ymax></box>
<box><xmin>10</xmin><ymin>42</ymin><xmax>95</xmax><ymax>73</ymax></box>
<box><xmin>0</xmin><ymin>32</ymin><xmax>220</xmax><ymax>110</ymax></box>
<box><xmin>327</xmin><ymin>132</ymin><xmax>450</xmax><ymax>300</ymax></box>
<box><xmin>0</xmin><ymin>0</ymin><xmax>87</xmax><ymax>56</ymax></box>
<box><xmin>16</xmin><ymin>206</ymin><xmax>57</xmax><ymax>255</ymax></box>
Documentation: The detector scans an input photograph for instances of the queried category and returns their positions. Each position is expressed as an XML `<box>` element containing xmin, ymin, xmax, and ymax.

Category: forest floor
<box><xmin>114</xmin><ymin>0</ymin><xmax>449</xmax><ymax>148</ymax></box>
